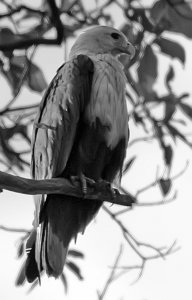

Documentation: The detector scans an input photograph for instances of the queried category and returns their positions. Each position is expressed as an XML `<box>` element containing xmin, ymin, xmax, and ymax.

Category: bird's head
<box><xmin>69</xmin><ymin>26</ymin><xmax>135</xmax><ymax>60</ymax></box>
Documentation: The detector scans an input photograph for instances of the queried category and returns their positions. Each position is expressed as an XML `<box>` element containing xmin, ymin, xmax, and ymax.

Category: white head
<box><xmin>69</xmin><ymin>25</ymin><xmax>135</xmax><ymax>60</ymax></box>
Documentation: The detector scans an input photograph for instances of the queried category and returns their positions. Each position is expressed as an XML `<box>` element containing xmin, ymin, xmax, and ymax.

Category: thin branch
<box><xmin>97</xmin><ymin>245</ymin><xmax>123</xmax><ymax>300</ymax></box>
<box><xmin>103</xmin><ymin>205</ymin><xmax>179</xmax><ymax>281</ymax></box>
<box><xmin>115</xmin><ymin>191</ymin><xmax>177</xmax><ymax>216</ymax></box>
<box><xmin>136</xmin><ymin>191</ymin><xmax>177</xmax><ymax>207</ymax></box>
<box><xmin>3</xmin><ymin>104</ymin><xmax>39</xmax><ymax>114</ymax></box>
<box><xmin>0</xmin><ymin>5</ymin><xmax>46</xmax><ymax>18</ymax></box>
<box><xmin>0</xmin><ymin>225</ymin><xmax>30</xmax><ymax>233</ymax></box>
<box><xmin>128</xmin><ymin>135</ymin><xmax>155</xmax><ymax>147</ymax></box>
<box><xmin>136</xmin><ymin>161</ymin><xmax>189</xmax><ymax>197</ymax></box>
<box><xmin>47</xmin><ymin>0</ymin><xmax>64</xmax><ymax>44</ymax></box>
<box><xmin>0</xmin><ymin>36</ymin><xmax>63</xmax><ymax>51</ymax></box>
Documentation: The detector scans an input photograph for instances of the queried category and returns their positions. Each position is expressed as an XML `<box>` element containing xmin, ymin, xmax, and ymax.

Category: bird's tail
<box><xmin>24</xmin><ymin>194</ymin><xmax>101</xmax><ymax>282</ymax></box>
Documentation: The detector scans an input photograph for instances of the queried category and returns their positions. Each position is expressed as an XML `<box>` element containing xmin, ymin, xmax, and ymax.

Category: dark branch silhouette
<box><xmin>0</xmin><ymin>171</ymin><xmax>135</xmax><ymax>207</ymax></box>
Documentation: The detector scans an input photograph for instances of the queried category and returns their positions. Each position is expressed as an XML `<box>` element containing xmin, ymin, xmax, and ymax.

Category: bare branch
<box><xmin>0</xmin><ymin>0</ymin><xmax>64</xmax><ymax>51</ymax></box>
<box><xmin>0</xmin><ymin>225</ymin><xmax>30</xmax><ymax>233</ymax></box>
<box><xmin>0</xmin><ymin>171</ymin><xmax>135</xmax><ymax>207</ymax></box>
<box><xmin>2</xmin><ymin>104</ymin><xmax>38</xmax><ymax>115</ymax></box>
<box><xmin>0</xmin><ymin>5</ymin><xmax>46</xmax><ymax>19</ymax></box>
<box><xmin>97</xmin><ymin>245</ymin><xmax>123</xmax><ymax>300</ymax></box>
<box><xmin>135</xmin><ymin>191</ymin><xmax>177</xmax><ymax>207</ymax></box>
<box><xmin>103</xmin><ymin>205</ymin><xmax>179</xmax><ymax>281</ymax></box>
<box><xmin>136</xmin><ymin>161</ymin><xmax>189</xmax><ymax>197</ymax></box>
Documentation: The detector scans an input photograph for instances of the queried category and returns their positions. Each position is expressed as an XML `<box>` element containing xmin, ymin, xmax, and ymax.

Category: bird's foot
<box><xmin>70</xmin><ymin>174</ymin><xmax>96</xmax><ymax>196</ymax></box>
<box><xmin>79</xmin><ymin>173</ymin><xmax>96</xmax><ymax>196</ymax></box>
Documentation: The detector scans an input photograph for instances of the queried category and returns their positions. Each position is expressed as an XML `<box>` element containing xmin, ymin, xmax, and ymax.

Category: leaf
<box><xmin>150</xmin><ymin>0</ymin><xmax>168</xmax><ymax>25</ymax></box>
<box><xmin>155</xmin><ymin>123</ymin><xmax>164</xmax><ymax>141</ymax></box>
<box><xmin>163</xmin><ymin>94</ymin><xmax>177</xmax><ymax>123</ymax></box>
<box><xmin>159</xmin><ymin>178</ymin><xmax>172</xmax><ymax>196</ymax></box>
<box><xmin>15</xmin><ymin>261</ymin><xmax>26</xmax><ymax>286</ymax></box>
<box><xmin>0</xmin><ymin>28</ymin><xmax>31</xmax><ymax>50</ymax></box>
<box><xmin>166</xmin><ymin>123</ymin><xmax>189</xmax><ymax>144</ymax></box>
<box><xmin>164</xmin><ymin>144</ymin><xmax>173</xmax><ymax>166</ymax></box>
<box><xmin>3</xmin><ymin>55</ymin><xmax>47</xmax><ymax>94</ymax></box>
<box><xmin>133</xmin><ymin>112</ymin><xmax>143</xmax><ymax>124</ymax></box>
<box><xmin>138</xmin><ymin>45</ymin><xmax>158</xmax><ymax>83</ymax></box>
<box><xmin>17</xmin><ymin>242</ymin><xmax>24</xmax><ymax>258</ymax></box>
<box><xmin>164</xmin><ymin>102</ymin><xmax>176</xmax><ymax>123</ymax></box>
<box><xmin>179</xmin><ymin>102</ymin><xmax>192</xmax><ymax>119</ymax></box>
<box><xmin>129</xmin><ymin>8</ymin><xmax>154</xmax><ymax>32</ymax></box>
<box><xmin>60</xmin><ymin>0</ymin><xmax>75</xmax><ymax>10</ymax></box>
<box><xmin>150</xmin><ymin>0</ymin><xmax>192</xmax><ymax>38</ymax></box>
<box><xmin>68</xmin><ymin>249</ymin><xmax>84</xmax><ymax>258</ymax></box>
<box><xmin>27</xmin><ymin>62</ymin><xmax>47</xmax><ymax>93</ymax></box>
<box><xmin>66</xmin><ymin>261</ymin><xmax>83</xmax><ymax>280</ymax></box>
<box><xmin>165</xmin><ymin>66</ymin><xmax>175</xmax><ymax>91</ymax></box>
<box><xmin>137</xmin><ymin>45</ymin><xmax>158</xmax><ymax>100</ymax></box>
<box><xmin>168</xmin><ymin>0</ymin><xmax>192</xmax><ymax>20</ymax></box>
<box><xmin>123</xmin><ymin>156</ymin><xmax>136</xmax><ymax>174</ymax></box>
<box><xmin>120</xmin><ymin>23</ymin><xmax>136</xmax><ymax>44</ymax></box>
<box><xmin>132</xmin><ymin>112</ymin><xmax>148</xmax><ymax>131</ymax></box>
<box><xmin>155</xmin><ymin>37</ymin><xmax>185</xmax><ymax>64</ymax></box>
<box><xmin>61</xmin><ymin>273</ymin><xmax>68</xmax><ymax>293</ymax></box>
<box><xmin>2</xmin><ymin>55</ymin><xmax>27</xmax><ymax>95</ymax></box>
<box><xmin>0</xmin><ymin>28</ymin><xmax>15</xmax><ymax>57</ymax></box>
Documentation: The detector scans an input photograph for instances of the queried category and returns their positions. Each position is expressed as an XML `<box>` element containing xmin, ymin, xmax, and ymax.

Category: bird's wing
<box><xmin>31</xmin><ymin>54</ymin><xmax>94</xmax><ymax>226</ymax></box>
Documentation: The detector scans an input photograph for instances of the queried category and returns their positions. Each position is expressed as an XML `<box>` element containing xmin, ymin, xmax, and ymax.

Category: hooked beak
<box><xmin>118</xmin><ymin>42</ymin><xmax>135</xmax><ymax>59</ymax></box>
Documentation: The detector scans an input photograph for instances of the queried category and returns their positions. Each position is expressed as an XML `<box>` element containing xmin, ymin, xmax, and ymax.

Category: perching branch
<box><xmin>0</xmin><ymin>171</ymin><xmax>135</xmax><ymax>207</ymax></box>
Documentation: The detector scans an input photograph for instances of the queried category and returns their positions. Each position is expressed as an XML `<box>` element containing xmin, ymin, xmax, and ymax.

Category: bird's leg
<box><xmin>70</xmin><ymin>174</ymin><xmax>118</xmax><ymax>199</ymax></box>
<box><xmin>70</xmin><ymin>173</ymin><xmax>95</xmax><ymax>196</ymax></box>
<box><xmin>79</xmin><ymin>172</ymin><xmax>96</xmax><ymax>196</ymax></box>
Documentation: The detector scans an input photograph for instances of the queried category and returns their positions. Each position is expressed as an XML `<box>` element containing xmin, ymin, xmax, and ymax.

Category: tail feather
<box><xmin>25</xmin><ymin>230</ymin><xmax>41</xmax><ymax>283</ymax></box>
<box><xmin>24</xmin><ymin>194</ymin><xmax>101</xmax><ymax>282</ymax></box>
<box><xmin>45</xmin><ymin>221</ymin><xmax>69</xmax><ymax>277</ymax></box>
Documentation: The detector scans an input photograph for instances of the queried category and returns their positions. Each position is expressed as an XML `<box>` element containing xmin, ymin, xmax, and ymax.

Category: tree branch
<box><xmin>0</xmin><ymin>225</ymin><xmax>30</xmax><ymax>233</ymax></box>
<box><xmin>0</xmin><ymin>0</ymin><xmax>64</xmax><ymax>51</ymax></box>
<box><xmin>97</xmin><ymin>245</ymin><xmax>123</xmax><ymax>300</ymax></box>
<box><xmin>0</xmin><ymin>5</ymin><xmax>46</xmax><ymax>19</ymax></box>
<box><xmin>103</xmin><ymin>205</ymin><xmax>180</xmax><ymax>282</ymax></box>
<box><xmin>0</xmin><ymin>171</ymin><xmax>135</xmax><ymax>207</ymax></box>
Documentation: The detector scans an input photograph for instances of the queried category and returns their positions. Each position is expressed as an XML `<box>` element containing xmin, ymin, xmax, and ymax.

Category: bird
<box><xmin>24</xmin><ymin>25</ymin><xmax>135</xmax><ymax>283</ymax></box>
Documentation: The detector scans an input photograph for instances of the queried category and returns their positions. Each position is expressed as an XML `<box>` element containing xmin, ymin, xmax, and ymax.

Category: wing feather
<box><xmin>31</xmin><ymin>55</ymin><xmax>94</xmax><ymax>226</ymax></box>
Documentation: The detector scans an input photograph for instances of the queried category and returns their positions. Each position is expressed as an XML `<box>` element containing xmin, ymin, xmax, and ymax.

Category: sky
<box><xmin>0</xmin><ymin>1</ymin><xmax>192</xmax><ymax>300</ymax></box>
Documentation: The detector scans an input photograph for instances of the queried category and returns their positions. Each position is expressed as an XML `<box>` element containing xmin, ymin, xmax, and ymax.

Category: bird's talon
<box><xmin>79</xmin><ymin>173</ymin><xmax>96</xmax><ymax>195</ymax></box>
<box><xmin>70</xmin><ymin>175</ymin><xmax>79</xmax><ymax>185</ymax></box>
<box><xmin>85</xmin><ymin>177</ymin><xmax>96</xmax><ymax>185</ymax></box>
<box><xmin>70</xmin><ymin>174</ymin><xmax>96</xmax><ymax>195</ymax></box>
<box><xmin>80</xmin><ymin>173</ymin><xmax>87</xmax><ymax>195</ymax></box>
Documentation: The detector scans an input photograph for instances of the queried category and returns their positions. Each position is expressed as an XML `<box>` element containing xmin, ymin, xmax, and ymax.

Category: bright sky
<box><xmin>0</xmin><ymin>1</ymin><xmax>192</xmax><ymax>300</ymax></box>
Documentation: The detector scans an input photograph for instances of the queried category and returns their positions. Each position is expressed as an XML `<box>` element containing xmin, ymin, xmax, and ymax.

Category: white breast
<box><xmin>85</xmin><ymin>54</ymin><xmax>129</xmax><ymax>149</ymax></box>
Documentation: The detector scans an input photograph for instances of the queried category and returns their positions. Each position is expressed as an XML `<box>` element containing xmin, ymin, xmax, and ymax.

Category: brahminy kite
<box><xmin>24</xmin><ymin>25</ymin><xmax>135</xmax><ymax>282</ymax></box>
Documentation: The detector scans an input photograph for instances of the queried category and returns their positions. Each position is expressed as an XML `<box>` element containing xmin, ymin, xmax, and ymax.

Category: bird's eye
<box><xmin>111</xmin><ymin>32</ymin><xmax>120</xmax><ymax>40</ymax></box>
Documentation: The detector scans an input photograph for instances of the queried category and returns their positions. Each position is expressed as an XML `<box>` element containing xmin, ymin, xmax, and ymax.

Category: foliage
<box><xmin>0</xmin><ymin>0</ymin><xmax>192</xmax><ymax>298</ymax></box>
